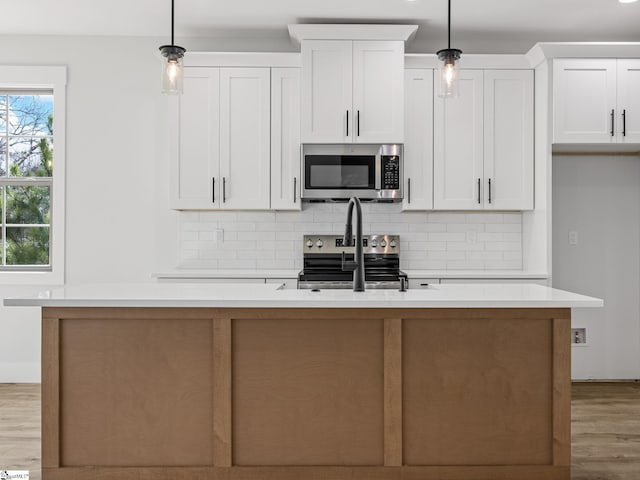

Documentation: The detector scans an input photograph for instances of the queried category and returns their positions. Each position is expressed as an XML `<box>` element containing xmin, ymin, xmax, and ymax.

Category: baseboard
<box><xmin>572</xmin><ymin>379</ymin><xmax>640</xmax><ymax>383</ymax></box>
<box><xmin>0</xmin><ymin>362</ymin><xmax>40</xmax><ymax>382</ymax></box>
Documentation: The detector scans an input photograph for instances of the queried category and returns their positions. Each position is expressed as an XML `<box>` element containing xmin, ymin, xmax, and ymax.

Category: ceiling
<box><xmin>2</xmin><ymin>0</ymin><xmax>640</xmax><ymax>53</ymax></box>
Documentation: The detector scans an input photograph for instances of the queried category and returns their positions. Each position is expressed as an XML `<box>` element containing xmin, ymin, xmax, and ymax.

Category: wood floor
<box><xmin>0</xmin><ymin>382</ymin><xmax>638</xmax><ymax>480</ymax></box>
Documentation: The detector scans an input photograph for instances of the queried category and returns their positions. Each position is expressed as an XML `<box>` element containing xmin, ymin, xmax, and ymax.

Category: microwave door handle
<box><xmin>375</xmin><ymin>155</ymin><xmax>382</xmax><ymax>190</ymax></box>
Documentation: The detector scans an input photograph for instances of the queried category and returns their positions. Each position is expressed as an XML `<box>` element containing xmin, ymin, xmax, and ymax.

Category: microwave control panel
<box><xmin>382</xmin><ymin>155</ymin><xmax>400</xmax><ymax>190</ymax></box>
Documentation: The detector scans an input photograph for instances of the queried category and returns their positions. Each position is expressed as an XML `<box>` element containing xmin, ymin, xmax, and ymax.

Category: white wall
<box><xmin>0</xmin><ymin>35</ymin><xmax>179</xmax><ymax>381</ymax></box>
<box><xmin>553</xmin><ymin>154</ymin><xmax>640</xmax><ymax>380</ymax></box>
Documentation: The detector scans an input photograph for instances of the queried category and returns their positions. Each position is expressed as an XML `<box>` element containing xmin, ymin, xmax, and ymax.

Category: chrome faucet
<box><xmin>342</xmin><ymin>197</ymin><xmax>365</xmax><ymax>292</ymax></box>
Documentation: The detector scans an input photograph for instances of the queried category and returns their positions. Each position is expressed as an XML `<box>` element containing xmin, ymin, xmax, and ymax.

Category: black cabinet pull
<box><xmin>407</xmin><ymin>178</ymin><xmax>411</xmax><ymax>204</ymax></box>
<box><xmin>212</xmin><ymin>177</ymin><xmax>215</xmax><ymax>203</ymax></box>
<box><xmin>488</xmin><ymin>178</ymin><xmax>492</xmax><ymax>204</ymax></box>
<box><xmin>223</xmin><ymin>177</ymin><xmax>226</xmax><ymax>203</ymax></box>
<box><xmin>357</xmin><ymin>110</ymin><xmax>360</xmax><ymax>136</ymax></box>
<box><xmin>623</xmin><ymin>109</ymin><xmax>627</xmax><ymax>137</ymax></box>
<box><xmin>611</xmin><ymin>109</ymin><xmax>615</xmax><ymax>137</ymax></box>
<box><xmin>346</xmin><ymin>110</ymin><xmax>349</xmax><ymax>137</ymax></box>
<box><xmin>293</xmin><ymin>177</ymin><xmax>297</xmax><ymax>203</ymax></box>
<box><xmin>477</xmin><ymin>178</ymin><xmax>481</xmax><ymax>204</ymax></box>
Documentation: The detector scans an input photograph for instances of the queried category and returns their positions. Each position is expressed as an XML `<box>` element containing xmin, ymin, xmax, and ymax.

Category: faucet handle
<box><xmin>341</xmin><ymin>251</ymin><xmax>357</xmax><ymax>272</ymax></box>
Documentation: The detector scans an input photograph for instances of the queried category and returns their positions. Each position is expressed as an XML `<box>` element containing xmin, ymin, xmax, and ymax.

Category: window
<box><xmin>0</xmin><ymin>66</ymin><xmax>66</xmax><ymax>284</ymax></box>
<box><xmin>0</xmin><ymin>92</ymin><xmax>53</xmax><ymax>270</ymax></box>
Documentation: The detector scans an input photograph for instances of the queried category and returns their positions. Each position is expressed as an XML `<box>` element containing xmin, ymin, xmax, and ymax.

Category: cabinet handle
<box><xmin>407</xmin><ymin>178</ymin><xmax>411</xmax><ymax>204</ymax></box>
<box><xmin>357</xmin><ymin>110</ymin><xmax>360</xmax><ymax>137</ymax></box>
<box><xmin>212</xmin><ymin>177</ymin><xmax>215</xmax><ymax>204</ymax></box>
<box><xmin>293</xmin><ymin>177</ymin><xmax>297</xmax><ymax>203</ymax></box>
<box><xmin>223</xmin><ymin>177</ymin><xmax>226</xmax><ymax>203</ymax></box>
<box><xmin>488</xmin><ymin>178</ymin><xmax>492</xmax><ymax>204</ymax></box>
<box><xmin>611</xmin><ymin>109</ymin><xmax>615</xmax><ymax>137</ymax></box>
<box><xmin>623</xmin><ymin>109</ymin><xmax>627</xmax><ymax>137</ymax></box>
<box><xmin>346</xmin><ymin>110</ymin><xmax>349</xmax><ymax>137</ymax></box>
<box><xmin>477</xmin><ymin>178</ymin><xmax>481</xmax><ymax>204</ymax></box>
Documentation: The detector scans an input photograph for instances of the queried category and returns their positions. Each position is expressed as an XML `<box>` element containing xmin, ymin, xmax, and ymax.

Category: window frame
<box><xmin>0</xmin><ymin>66</ymin><xmax>66</xmax><ymax>285</ymax></box>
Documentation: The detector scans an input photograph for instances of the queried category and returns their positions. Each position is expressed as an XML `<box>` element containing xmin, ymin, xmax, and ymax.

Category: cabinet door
<box><xmin>219</xmin><ymin>68</ymin><xmax>271</xmax><ymax>210</ymax></box>
<box><xmin>170</xmin><ymin>68</ymin><xmax>220</xmax><ymax>210</ymax></box>
<box><xmin>484</xmin><ymin>70</ymin><xmax>534</xmax><ymax>210</ymax></box>
<box><xmin>352</xmin><ymin>41</ymin><xmax>404</xmax><ymax>143</ymax></box>
<box><xmin>402</xmin><ymin>69</ymin><xmax>433</xmax><ymax>211</ymax></box>
<box><xmin>433</xmin><ymin>70</ymin><xmax>484</xmax><ymax>210</ymax></box>
<box><xmin>301</xmin><ymin>40</ymin><xmax>353</xmax><ymax>143</ymax></box>
<box><xmin>553</xmin><ymin>59</ymin><xmax>617</xmax><ymax>143</ymax></box>
<box><xmin>617</xmin><ymin>59</ymin><xmax>640</xmax><ymax>143</ymax></box>
<box><xmin>271</xmin><ymin>68</ymin><xmax>301</xmax><ymax>211</ymax></box>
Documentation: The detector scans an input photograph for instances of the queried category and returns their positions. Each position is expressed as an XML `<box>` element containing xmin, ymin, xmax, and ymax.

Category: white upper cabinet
<box><xmin>219</xmin><ymin>68</ymin><xmax>271</xmax><ymax>210</ymax></box>
<box><xmin>271</xmin><ymin>68</ymin><xmax>302</xmax><ymax>210</ymax></box>
<box><xmin>434</xmin><ymin>69</ymin><xmax>484</xmax><ymax>210</ymax></box>
<box><xmin>170</xmin><ymin>67</ymin><xmax>220</xmax><ymax>210</ymax></box>
<box><xmin>553</xmin><ymin>59</ymin><xmax>617</xmax><ymax>143</ymax></box>
<box><xmin>170</xmin><ymin>67</ymin><xmax>271</xmax><ymax>210</ymax></box>
<box><xmin>352</xmin><ymin>41</ymin><xmax>404</xmax><ymax>143</ymax></box>
<box><xmin>554</xmin><ymin>58</ymin><xmax>640</xmax><ymax>144</ymax></box>
<box><xmin>484</xmin><ymin>70</ymin><xmax>534</xmax><ymax>210</ymax></box>
<box><xmin>617</xmin><ymin>59</ymin><xmax>640</xmax><ymax>143</ymax></box>
<box><xmin>434</xmin><ymin>69</ymin><xmax>534</xmax><ymax>211</ymax></box>
<box><xmin>301</xmin><ymin>39</ymin><xmax>404</xmax><ymax>143</ymax></box>
<box><xmin>301</xmin><ymin>40</ymin><xmax>352</xmax><ymax>143</ymax></box>
<box><xmin>403</xmin><ymin>69</ymin><xmax>434</xmax><ymax>211</ymax></box>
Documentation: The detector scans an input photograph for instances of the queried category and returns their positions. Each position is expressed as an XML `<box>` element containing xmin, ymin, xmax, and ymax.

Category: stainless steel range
<box><xmin>297</xmin><ymin>234</ymin><xmax>407</xmax><ymax>290</ymax></box>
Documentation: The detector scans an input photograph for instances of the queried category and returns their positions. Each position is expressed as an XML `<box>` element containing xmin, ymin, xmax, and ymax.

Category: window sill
<box><xmin>0</xmin><ymin>269</ymin><xmax>63</xmax><ymax>286</ymax></box>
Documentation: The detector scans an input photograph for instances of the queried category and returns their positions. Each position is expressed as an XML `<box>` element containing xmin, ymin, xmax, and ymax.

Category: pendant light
<box><xmin>159</xmin><ymin>0</ymin><xmax>186</xmax><ymax>95</ymax></box>
<box><xmin>436</xmin><ymin>0</ymin><xmax>462</xmax><ymax>98</ymax></box>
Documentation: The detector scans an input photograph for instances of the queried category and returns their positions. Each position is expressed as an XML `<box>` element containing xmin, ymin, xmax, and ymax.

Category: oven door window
<box><xmin>305</xmin><ymin>155</ymin><xmax>375</xmax><ymax>189</ymax></box>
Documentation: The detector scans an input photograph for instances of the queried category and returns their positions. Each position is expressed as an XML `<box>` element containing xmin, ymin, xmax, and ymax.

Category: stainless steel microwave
<box><xmin>301</xmin><ymin>144</ymin><xmax>403</xmax><ymax>202</ymax></box>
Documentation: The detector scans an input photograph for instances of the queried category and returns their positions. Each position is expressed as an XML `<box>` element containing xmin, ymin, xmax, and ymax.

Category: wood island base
<box><xmin>41</xmin><ymin>307</ymin><xmax>571</xmax><ymax>480</ymax></box>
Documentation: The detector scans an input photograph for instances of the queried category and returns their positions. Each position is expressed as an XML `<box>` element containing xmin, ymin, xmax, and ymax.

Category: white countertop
<box><xmin>3</xmin><ymin>283</ymin><xmax>602</xmax><ymax>309</ymax></box>
<box><xmin>151</xmin><ymin>269</ymin><xmax>549</xmax><ymax>280</ymax></box>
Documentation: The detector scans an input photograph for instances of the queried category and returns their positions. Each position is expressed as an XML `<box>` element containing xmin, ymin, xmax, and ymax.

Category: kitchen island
<box><xmin>5</xmin><ymin>283</ymin><xmax>602</xmax><ymax>480</ymax></box>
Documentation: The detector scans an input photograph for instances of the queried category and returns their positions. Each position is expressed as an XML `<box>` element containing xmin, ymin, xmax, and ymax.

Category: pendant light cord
<box><xmin>171</xmin><ymin>0</ymin><xmax>175</xmax><ymax>46</ymax></box>
<box><xmin>447</xmin><ymin>0</ymin><xmax>451</xmax><ymax>49</ymax></box>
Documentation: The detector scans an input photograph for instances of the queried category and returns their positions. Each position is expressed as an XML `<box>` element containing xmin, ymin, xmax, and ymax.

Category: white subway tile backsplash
<box><xmin>447</xmin><ymin>242</ymin><xmax>485</xmax><ymax>252</ymax></box>
<box><xmin>178</xmin><ymin>206</ymin><xmax>523</xmax><ymax>271</ymax></box>
<box><xmin>464</xmin><ymin>213</ymin><xmax>504</xmax><ymax>224</ymax></box>
<box><xmin>371</xmin><ymin>222</ymin><xmax>409</xmax><ymax>233</ymax></box>
<box><xmin>485</xmin><ymin>242</ymin><xmax>522</xmax><ymax>252</ymax></box>
<box><xmin>446</xmin><ymin>223</ymin><xmax>485</xmax><ymax>233</ymax></box>
<box><xmin>237</xmin><ymin>231</ymin><xmax>276</xmax><ymax>241</ymax></box>
<box><xmin>485</xmin><ymin>223</ymin><xmax>522</xmax><ymax>233</ymax></box>
<box><xmin>219</xmin><ymin>222</ymin><xmax>256</xmax><ymax>232</ymax></box>
<box><xmin>408</xmin><ymin>241</ymin><xmax>447</xmax><ymax>252</ymax></box>
<box><xmin>428</xmin><ymin>232</ymin><xmax>466</xmax><ymax>242</ymax></box>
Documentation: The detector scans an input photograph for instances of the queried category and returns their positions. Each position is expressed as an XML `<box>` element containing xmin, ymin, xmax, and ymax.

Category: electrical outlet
<box><xmin>215</xmin><ymin>229</ymin><xmax>224</xmax><ymax>243</ymax></box>
<box><xmin>466</xmin><ymin>231</ymin><xmax>477</xmax><ymax>244</ymax></box>
<box><xmin>571</xmin><ymin>328</ymin><xmax>587</xmax><ymax>345</ymax></box>
<box><xmin>568</xmin><ymin>230</ymin><xmax>578</xmax><ymax>246</ymax></box>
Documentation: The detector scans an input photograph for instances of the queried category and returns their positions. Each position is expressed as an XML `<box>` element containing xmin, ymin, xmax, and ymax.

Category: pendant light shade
<box><xmin>437</xmin><ymin>0</ymin><xmax>462</xmax><ymax>98</ymax></box>
<box><xmin>159</xmin><ymin>0</ymin><xmax>186</xmax><ymax>95</ymax></box>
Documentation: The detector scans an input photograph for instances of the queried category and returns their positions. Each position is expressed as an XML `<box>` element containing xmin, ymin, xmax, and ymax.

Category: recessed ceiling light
<box><xmin>619</xmin><ymin>0</ymin><xmax>638</xmax><ymax>3</ymax></box>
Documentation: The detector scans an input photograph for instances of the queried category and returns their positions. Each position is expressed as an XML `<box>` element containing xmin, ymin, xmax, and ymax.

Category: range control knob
<box><xmin>370</xmin><ymin>240</ymin><xmax>378</xmax><ymax>248</ymax></box>
<box><xmin>306</xmin><ymin>239</ymin><xmax>313</xmax><ymax>248</ymax></box>
<box><xmin>316</xmin><ymin>239</ymin><xmax>324</xmax><ymax>248</ymax></box>
<box><xmin>380</xmin><ymin>240</ymin><xmax>387</xmax><ymax>248</ymax></box>
<box><xmin>390</xmin><ymin>239</ymin><xmax>397</xmax><ymax>248</ymax></box>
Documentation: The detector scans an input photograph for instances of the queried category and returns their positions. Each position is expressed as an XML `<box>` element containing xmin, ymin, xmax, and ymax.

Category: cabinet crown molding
<box><xmin>288</xmin><ymin>24</ymin><xmax>418</xmax><ymax>47</ymax></box>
